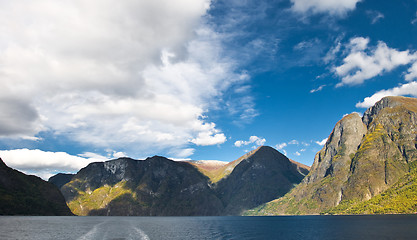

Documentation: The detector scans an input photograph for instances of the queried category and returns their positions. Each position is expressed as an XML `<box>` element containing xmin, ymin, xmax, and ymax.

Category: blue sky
<box><xmin>1</xmin><ymin>0</ymin><xmax>417</xmax><ymax>178</ymax></box>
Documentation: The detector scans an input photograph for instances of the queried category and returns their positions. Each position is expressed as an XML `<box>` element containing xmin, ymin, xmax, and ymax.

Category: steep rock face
<box><xmin>61</xmin><ymin>156</ymin><xmax>224</xmax><ymax>216</ymax></box>
<box><xmin>341</xmin><ymin>96</ymin><xmax>416</xmax><ymax>202</ymax></box>
<box><xmin>216</xmin><ymin>146</ymin><xmax>306</xmax><ymax>215</ymax></box>
<box><xmin>247</xmin><ymin>96</ymin><xmax>417</xmax><ymax>215</ymax></box>
<box><xmin>305</xmin><ymin>113</ymin><xmax>367</xmax><ymax>185</ymax></box>
<box><xmin>0</xmin><ymin>158</ymin><xmax>73</xmax><ymax>215</ymax></box>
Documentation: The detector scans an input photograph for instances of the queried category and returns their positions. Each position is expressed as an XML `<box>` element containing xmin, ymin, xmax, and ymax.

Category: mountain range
<box><xmin>2</xmin><ymin>95</ymin><xmax>417</xmax><ymax>216</ymax></box>
<box><xmin>51</xmin><ymin>146</ymin><xmax>307</xmax><ymax>216</ymax></box>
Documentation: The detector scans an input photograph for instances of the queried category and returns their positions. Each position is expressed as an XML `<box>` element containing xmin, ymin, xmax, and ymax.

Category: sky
<box><xmin>1</xmin><ymin>0</ymin><xmax>417</xmax><ymax>179</ymax></box>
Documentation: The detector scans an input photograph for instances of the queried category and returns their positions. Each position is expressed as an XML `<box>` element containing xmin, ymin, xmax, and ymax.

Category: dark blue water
<box><xmin>0</xmin><ymin>215</ymin><xmax>416</xmax><ymax>240</ymax></box>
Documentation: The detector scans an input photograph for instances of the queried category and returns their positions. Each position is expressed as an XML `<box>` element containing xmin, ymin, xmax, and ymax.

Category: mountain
<box><xmin>61</xmin><ymin>156</ymin><xmax>224</xmax><ymax>216</ymax></box>
<box><xmin>0</xmin><ymin>158</ymin><xmax>73</xmax><ymax>215</ymax></box>
<box><xmin>246</xmin><ymin>96</ymin><xmax>417</xmax><ymax>215</ymax></box>
<box><xmin>57</xmin><ymin>146</ymin><xmax>307</xmax><ymax>216</ymax></box>
<box><xmin>214</xmin><ymin>146</ymin><xmax>308</xmax><ymax>215</ymax></box>
<box><xmin>49</xmin><ymin>173</ymin><xmax>75</xmax><ymax>189</ymax></box>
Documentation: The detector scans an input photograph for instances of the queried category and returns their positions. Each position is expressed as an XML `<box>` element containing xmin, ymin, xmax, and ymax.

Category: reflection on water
<box><xmin>0</xmin><ymin>215</ymin><xmax>417</xmax><ymax>240</ymax></box>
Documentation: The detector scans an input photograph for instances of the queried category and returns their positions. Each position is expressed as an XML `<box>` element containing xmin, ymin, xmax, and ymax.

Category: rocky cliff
<box><xmin>0</xmin><ymin>158</ymin><xmax>73</xmax><ymax>215</ymax></box>
<box><xmin>247</xmin><ymin>96</ymin><xmax>417</xmax><ymax>215</ymax></box>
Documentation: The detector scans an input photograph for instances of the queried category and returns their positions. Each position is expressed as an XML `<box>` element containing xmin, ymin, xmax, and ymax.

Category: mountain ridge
<box><xmin>55</xmin><ymin>146</ymin><xmax>307</xmax><ymax>216</ymax></box>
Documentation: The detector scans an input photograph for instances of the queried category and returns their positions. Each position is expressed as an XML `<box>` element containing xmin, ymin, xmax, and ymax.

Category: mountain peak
<box><xmin>363</xmin><ymin>96</ymin><xmax>417</xmax><ymax>126</ymax></box>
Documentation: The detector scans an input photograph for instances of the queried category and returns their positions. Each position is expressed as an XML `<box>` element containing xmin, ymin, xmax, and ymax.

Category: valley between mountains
<box><xmin>1</xmin><ymin>96</ymin><xmax>417</xmax><ymax>216</ymax></box>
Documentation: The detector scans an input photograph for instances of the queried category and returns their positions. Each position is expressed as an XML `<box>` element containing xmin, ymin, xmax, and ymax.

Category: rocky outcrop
<box><xmin>0</xmin><ymin>158</ymin><xmax>73</xmax><ymax>215</ymax></box>
<box><xmin>247</xmin><ymin>96</ymin><xmax>417</xmax><ymax>215</ymax></box>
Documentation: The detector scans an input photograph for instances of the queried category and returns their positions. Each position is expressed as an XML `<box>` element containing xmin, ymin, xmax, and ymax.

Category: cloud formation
<box><xmin>310</xmin><ymin>85</ymin><xmax>326</xmax><ymax>93</ymax></box>
<box><xmin>275</xmin><ymin>142</ymin><xmax>287</xmax><ymax>150</ymax></box>
<box><xmin>334</xmin><ymin>37</ymin><xmax>417</xmax><ymax>87</ymax></box>
<box><xmin>291</xmin><ymin>0</ymin><xmax>361</xmax><ymax>16</ymax></box>
<box><xmin>356</xmin><ymin>81</ymin><xmax>417</xmax><ymax>108</ymax></box>
<box><xmin>0</xmin><ymin>149</ymin><xmax>108</xmax><ymax>179</ymax></box>
<box><xmin>234</xmin><ymin>136</ymin><xmax>266</xmax><ymax>147</ymax></box>
<box><xmin>315</xmin><ymin>138</ymin><xmax>328</xmax><ymax>146</ymax></box>
<box><xmin>0</xmin><ymin>0</ymin><xmax>250</xmax><ymax>157</ymax></box>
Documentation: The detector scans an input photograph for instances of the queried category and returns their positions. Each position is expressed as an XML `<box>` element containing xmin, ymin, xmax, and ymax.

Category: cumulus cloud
<box><xmin>356</xmin><ymin>81</ymin><xmax>417</xmax><ymax>108</ymax></box>
<box><xmin>295</xmin><ymin>151</ymin><xmax>301</xmax><ymax>156</ymax></box>
<box><xmin>315</xmin><ymin>138</ymin><xmax>328</xmax><ymax>146</ymax></box>
<box><xmin>0</xmin><ymin>149</ymin><xmax>107</xmax><ymax>179</ymax></box>
<box><xmin>288</xmin><ymin>140</ymin><xmax>299</xmax><ymax>145</ymax></box>
<box><xmin>290</xmin><ymin>0</ymin><xmax>361</xmax><ymax>16</ymax></box>
<box><xmin>234</xmin><ymin>136</ymin><xmax>266</xmax><ymax>147</ymax></box>
<box><xmin>0</xmin><ymin>0</ymin><xmax>251</xmax><ymax>157</ymax></box>
<box><xmin>334</xmin><ymin>37</ymin><xmax>417</xmax><ymax>87</ymax></box>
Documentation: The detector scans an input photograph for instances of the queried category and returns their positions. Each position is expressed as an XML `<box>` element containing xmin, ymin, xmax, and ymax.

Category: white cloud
<box><xmin>295</xmin><ymin>151</ymin><xmax>301</xmax><ymax>156</ymax></box>
<box><xmin>291</xmin><ymin>0</ymin><xmax>361</xmax><ymax>16</ymax></box>
<box><xmin>310</xmin><ymin>85</ymin><xmax>326</xmax><ymax>93</ymax></box>
<box><xmin>112</xmin><ymin>152</ymin><xmax>127</xmax><ymax>159</ymax></box>
<box><xmin>334</xmin><ymin>37</ymin><xmax>417</xmax><ymax>87</ymax></box>
<box><xmin>234</xmin><ymin>136</ymin><xmax>266</xmax><ymax>147</ymax></box>
<box><xmin>275</xmin><ymin>142</ymin><xmax>287</xmax><ymax>150</ymax></box>
<box><xmin>0</xmin><ymin>0</ymin><xmax>252</xmax><ymax>158</ymax></box>
<box><xmin>0</xmin><ymin>149</ymin><xmax>107</xmax><ymax>179</ymax></box>
<box><xmin>315</xmin><ymin>138</ymin><xmax>328</xmax><ymax>146</ymax></box>
<box><xmin>405</xmin><ymin>62</ymin><xmax>417</xmax><ymax>81</ymax></box>
<box><xmin>367</xmin><ymin>10</ymin><xmax>384</xmax><ymax>24</ymax></box>
<box><xmin>288</xmin><ymin>140</ymin><xmax>299</xmax><ymax>145</ymax></box>
<box><xmin>356</xmin><ymin>81</ymin><xmax>417</xmax><ymax>108</ymax></box>
<box><xmin>168</xmin><ymin>148</ymin><xmax>195</xmax><ymax>158</ymax></box>
<box><xmin>78</xmin><ymin>152</ymin><xmax>109</xmax><ymax>160</ymax></box>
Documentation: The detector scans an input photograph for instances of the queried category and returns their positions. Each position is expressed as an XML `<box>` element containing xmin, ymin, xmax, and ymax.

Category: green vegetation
<box><xmin>67</xmin><ymin>181</ymin><xmax>135</xmax><ymax>216</ymax></box>
<box><xmin>324</xmin><ymin>161</ymin><xmax>417</xmax><ymax>214</ymax></box>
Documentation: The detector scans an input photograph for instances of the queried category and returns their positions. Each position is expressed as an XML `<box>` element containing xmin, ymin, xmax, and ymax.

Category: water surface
<box><xmin>0</xmin><ymin>215</ymin><xmax>416</xmax><ymax>239</ymax></box>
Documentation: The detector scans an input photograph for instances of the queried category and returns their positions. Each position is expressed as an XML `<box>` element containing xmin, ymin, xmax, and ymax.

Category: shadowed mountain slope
<box><xmin>215</xmin><ymin>146</ymin><xmax>307</xmax><ymax>215</ymax></box>
<box><xmin>0</xmin><ymin>158</ymin><xmax>73</xmax><ymax>215</ymax></box>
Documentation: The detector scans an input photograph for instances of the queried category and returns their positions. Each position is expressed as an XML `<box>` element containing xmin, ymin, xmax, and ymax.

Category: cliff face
<box><xmin>0</xmin><ymin>158</ymin><xmax>73</xmax><ymax>216</ymax></box>
<box><xmin>247</xmin><ymin>96</ymin><xmax>417</xmax><ymax>215</ymax></box>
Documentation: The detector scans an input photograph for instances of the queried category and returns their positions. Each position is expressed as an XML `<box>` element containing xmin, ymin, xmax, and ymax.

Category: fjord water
<box><xmin>1</xmin><ymin>215</ymin><xmax>417</xmax><ymax>240</ymax></box>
